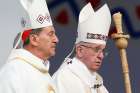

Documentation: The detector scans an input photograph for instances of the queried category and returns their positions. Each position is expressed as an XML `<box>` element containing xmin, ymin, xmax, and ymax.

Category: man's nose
<box><xmin>97</xmin><ymin>52</ymin><xmax>104</xmax><ymax>60</ymax></box>
<box><xmin>54</xmin><ymin>34</ymin><xmax>59</xmax><ymax>43</ymax></box>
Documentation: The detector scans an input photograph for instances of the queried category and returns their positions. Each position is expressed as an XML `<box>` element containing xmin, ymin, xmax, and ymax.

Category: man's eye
<box><xmin>102</xmin><ymin>49</ymin><xmax>105</xmax><ymax>52</ymax></box>
<box><xmin>48</xmin><ymin>32</ymin><xmax>54</xmax><ymax>36</ymax></box>
<box><xmin>94</xmin><ymin>47</ymin><xmax>101</xmax><ymax>52</ymax></box>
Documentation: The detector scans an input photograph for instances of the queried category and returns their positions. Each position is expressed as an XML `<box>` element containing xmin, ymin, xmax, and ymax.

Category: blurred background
<box><xmin>0</xmin><ymin>0</ymin><xmax>140</xmax><ymax>93</ymax></box>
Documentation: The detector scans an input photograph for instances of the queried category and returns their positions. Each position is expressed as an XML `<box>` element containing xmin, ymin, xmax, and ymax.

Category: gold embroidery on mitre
<box><xmin>48</xmin><ymin>85</ymin><xmax>55</xmax><ymax>93</ymax></box>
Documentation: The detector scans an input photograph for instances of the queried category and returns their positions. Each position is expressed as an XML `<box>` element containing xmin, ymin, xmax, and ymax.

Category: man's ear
<box><xmin>76</xmin><ymin>45</ymin><xmax>84</xmax><ymax>58</ymax></box>
<box><xmin>29</xmin><ymin>34</ymin><xmax>39</xmax><ymax>46</ymax></box>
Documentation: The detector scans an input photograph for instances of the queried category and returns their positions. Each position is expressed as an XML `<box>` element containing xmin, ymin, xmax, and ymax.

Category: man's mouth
<box><xmin>95</xmin><ymin>61</ymin><xmax>101</xmax><ymax>66</ymax></box>
<box><xmin>52</xmin><ymin>44</ymin><xmax>56</xmax><ymax>48</ymax></box>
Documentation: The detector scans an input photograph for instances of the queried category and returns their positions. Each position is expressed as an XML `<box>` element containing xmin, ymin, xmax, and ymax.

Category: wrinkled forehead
<box><xmin>78</xmin><ymin>42</ymin><xmax>106</xmax><ymax>48</ymax></box>
<box><xmin>42</xmin><ymin>26</ymin><xmax>55</xmax><ymax>33</ymax></box>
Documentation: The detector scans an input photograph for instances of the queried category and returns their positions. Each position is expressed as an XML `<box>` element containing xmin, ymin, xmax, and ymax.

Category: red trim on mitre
<box><xmin>22</xmin><ymin>29</ymin><xmax>32</xmax><ymax>42</ymax></box>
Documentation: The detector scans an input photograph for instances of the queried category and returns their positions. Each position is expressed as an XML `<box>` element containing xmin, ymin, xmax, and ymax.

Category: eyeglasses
<box><xmin>80</xmin><ymin>45</ymin><xmax>109</xmax><ymax>56</ymax></box>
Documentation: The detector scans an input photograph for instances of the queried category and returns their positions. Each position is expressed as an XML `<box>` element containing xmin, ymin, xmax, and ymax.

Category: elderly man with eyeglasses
<box><xmin>53</xmin><ymin>2</ymin><xmax>111</xmax><ymax>93</ymax></box>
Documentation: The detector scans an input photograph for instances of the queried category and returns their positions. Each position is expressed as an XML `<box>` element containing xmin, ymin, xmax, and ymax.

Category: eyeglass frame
<box><xmin>80</xmin><ymin>44</ymin><xmax>108</xmax><ymax>56</ymax></box>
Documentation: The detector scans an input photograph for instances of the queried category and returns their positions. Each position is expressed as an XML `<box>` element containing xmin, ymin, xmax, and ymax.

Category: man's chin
<box><xmin>90</xmin><ymin>66</ymin><xmax>101</xmax><ymax>72</ymax></box>
<box><xmin>46</xmin><ymin>52</ymin><xmax>56</xmax><ymax>60</ymax></box>
<box><xmin>50</xmin><ymin>51</ymin><xmax>56</xmax><ymax>57</ymax></box>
